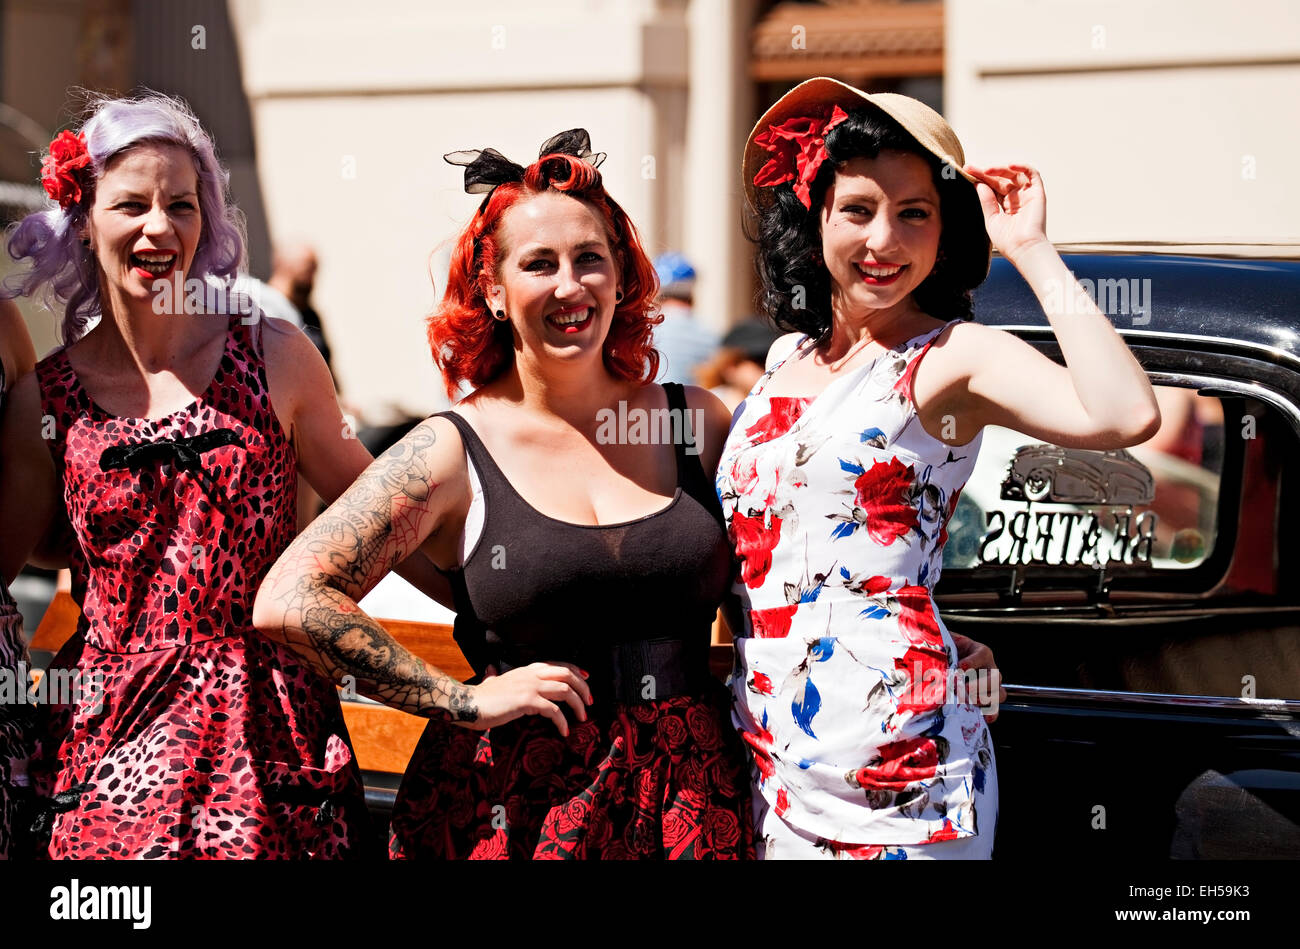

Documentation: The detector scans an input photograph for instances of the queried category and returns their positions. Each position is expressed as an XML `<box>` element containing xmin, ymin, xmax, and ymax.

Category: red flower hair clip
<box><xmin>751</xmin><ymin>105</ymin><xmax>849</xmax><ymax>209</ymax></box>
<box><xmin>41</xmin><ymin>130</ymin><xmax>93</xmax><ymax>210</ymax></box>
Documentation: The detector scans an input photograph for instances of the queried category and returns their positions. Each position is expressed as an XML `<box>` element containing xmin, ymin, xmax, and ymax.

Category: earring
<box><xmin>493</xmin><ymin>309</ymin><xmax>507</xmax><ymax>321</ymax></box>
<box><xmin>615</xmin><ymin>289</ymin><xmax>623</xmax><ymax>303</ymax></box>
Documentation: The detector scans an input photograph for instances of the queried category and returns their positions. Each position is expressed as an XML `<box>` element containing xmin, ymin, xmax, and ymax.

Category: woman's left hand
<box><xmin>965</xmin><ymin>164</ymin><xmax>1049</xmax><ymax>263</ymax></box>
<box><xmin>951</xmin><ymin>632</ymin><xmax>1006</xmax><ymax>724</ymax></box>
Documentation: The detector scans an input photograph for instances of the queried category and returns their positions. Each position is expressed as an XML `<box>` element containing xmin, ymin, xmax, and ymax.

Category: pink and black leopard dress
<box><xmin>29</xmin><ymin>316</ymin><xmax>367</xmax><ymax>858</ymax></box>
<box><xmin>1</xmin><ymin>356</ymin><xmax>34</xmax><ymax>861</ymax></box>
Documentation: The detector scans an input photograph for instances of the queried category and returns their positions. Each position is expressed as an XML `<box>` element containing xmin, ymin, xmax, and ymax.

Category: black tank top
<box><xmin>438</xmin><ymin>383</ymin><xmax>732</xmax><ymax>686</ymax></box>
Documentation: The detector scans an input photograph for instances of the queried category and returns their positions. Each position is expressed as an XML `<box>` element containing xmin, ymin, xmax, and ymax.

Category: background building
<box><xmin>2</xmin><ymin>0</ymin><xmax>1297</xmax><ymax>423</ymax></box>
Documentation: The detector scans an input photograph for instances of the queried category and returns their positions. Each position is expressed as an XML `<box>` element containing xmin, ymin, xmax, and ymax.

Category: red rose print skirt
<box><xmin>389</xmin><ymin>684</ymin><xmax>753</xmax><ymax>859</ymax></box>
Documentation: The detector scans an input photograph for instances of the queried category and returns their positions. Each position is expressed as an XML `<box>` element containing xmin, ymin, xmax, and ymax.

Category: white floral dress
<box><xmin>716</xmin><ymin>320</ymin><xmax>997</xmax><ymax>857</ymax></box>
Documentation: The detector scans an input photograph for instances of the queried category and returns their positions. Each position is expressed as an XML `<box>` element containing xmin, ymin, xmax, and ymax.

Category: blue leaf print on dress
<box><xmin>791</xmin><ymin>677</ymin><xmax>822</xmax><ymax>738</ymax></box>
<box><xmin>859</xmin><ymin>604</ymin><xmax>891</xmax><ymax>620</ymax></box>
<box><xmin>810</xmin><ymin>637</ymin><xmax>835</xmax><ymax>662</ymax></box>
<box><xmin>859</xmin><ymin>427</ymin><xmax>888</xmax><ymax>448</ymax></box>
<box><xmin>839</xmin><ymin>459</ymin><xmax>865</xmax><ymax>476</ymax></box>
<box><xmin>830</xmin><ymin>521</ymin><xmax>859</xmax><ymax>541</ymax></box>
<box><xmin>785</xmin><ymin>638</ymin><xmax>838</xmax><ymax>738</ymax></box>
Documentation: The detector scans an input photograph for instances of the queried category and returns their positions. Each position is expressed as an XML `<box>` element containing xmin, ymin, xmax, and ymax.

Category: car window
<box><xmin>940</xmin><ymin>387</ymin><xmax>1300</xmax><ymax>702</ymax></box>
<box><xmin>944</xmin><ymin>387</ymin><xmax>1225</xmax><ymax>574</ymax></box>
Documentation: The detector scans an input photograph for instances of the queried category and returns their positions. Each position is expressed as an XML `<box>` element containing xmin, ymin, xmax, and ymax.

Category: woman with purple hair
<box><xmin>0</xmin><ymin>93</ymin><xmax>377</xmax><ymax>858</ymax></box>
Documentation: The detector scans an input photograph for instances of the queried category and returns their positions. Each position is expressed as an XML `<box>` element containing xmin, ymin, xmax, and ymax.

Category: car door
<box><xmin>939</xmin><ymin>255</ymin><xmax>1300</xmax><ymax>859</ymax></box>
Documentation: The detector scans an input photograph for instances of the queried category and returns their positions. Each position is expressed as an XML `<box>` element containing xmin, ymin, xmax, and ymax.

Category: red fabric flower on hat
<box><xmin>751</xmin><ymin>105</ymin><xmax>850</xmax><ymax>209</ymax></box>
<box><xmin>41</xmin><ymin>130</ymin><xmax>92</xmax><ymax>210</ymax></box>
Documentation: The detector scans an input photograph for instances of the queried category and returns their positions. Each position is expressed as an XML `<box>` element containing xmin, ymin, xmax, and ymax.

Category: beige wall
<box><xmin>230</xmin><ymin>0</ymin><xmax>754</xmax><ymax>420</ymax></box>
<box><xmin>946</xmin><ymin>0</ymin><xmax>1300</xmax><ymax>248</ymax></box>
<box><xmin>2</xmin><ymin>0</ymin><xmax>83</xmax><ymax>359</ymax></box>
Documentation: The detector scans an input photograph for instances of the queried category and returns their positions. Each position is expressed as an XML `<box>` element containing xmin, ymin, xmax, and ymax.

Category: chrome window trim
<box><xmin>1004</xmin><ymin>683</ymin><xmax>1300</xmax><ymax>711</ymax></box>
<box><xmin>943</xmin><ymin>604</ymin><xmax>1300</xmax><ymax>622</ymax></box>
<box><xmin>997</xmin><ymin>324</ymin><xmax>1300</xmax><ymax>375</ymax></box>
<box><xmin>1145</xmin><ymin>370</ymin><xmax>1300</xmax><ymax>433</ymax></box>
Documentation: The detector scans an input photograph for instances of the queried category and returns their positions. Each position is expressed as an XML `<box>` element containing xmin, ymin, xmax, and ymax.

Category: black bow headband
<box><xmin>444</xmin><ymin>128</ymin><xmax>606</xmax><ymax>197</ymax></box>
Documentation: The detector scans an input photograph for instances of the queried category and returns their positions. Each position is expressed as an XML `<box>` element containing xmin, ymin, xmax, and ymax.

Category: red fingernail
<box><xmin>579</xmin><ymin>669</ymin><xmax>590</xmax><ymax>679</ymax></box>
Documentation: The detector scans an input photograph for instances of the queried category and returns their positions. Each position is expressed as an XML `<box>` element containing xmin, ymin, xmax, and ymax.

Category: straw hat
<box><xmin>743</xmin><ymin>77</ymin><xmax>978</xmax><ymax>209</ymax></box>
<box><xmin>744</xmin><ymin>76</ymin><xmax>990</xmax><ymax>281</ymax></box>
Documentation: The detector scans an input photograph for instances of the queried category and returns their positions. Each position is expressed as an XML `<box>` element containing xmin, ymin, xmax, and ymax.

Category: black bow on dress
<box><xmin>444</xmin><ymin>128</ymin><xmax>606</xmax><ymax>197</ymax></box>
<box><xmin>99</xmin><ymin>428</ymin><xmax>244</xmax><ymax>502</ymax></box>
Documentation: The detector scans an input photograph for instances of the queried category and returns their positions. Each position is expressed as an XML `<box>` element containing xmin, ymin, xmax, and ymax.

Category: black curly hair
<box><xmin>750</xmin><ymin>105</ymin><xmax>989</xmax><ymax>338</ymax></box>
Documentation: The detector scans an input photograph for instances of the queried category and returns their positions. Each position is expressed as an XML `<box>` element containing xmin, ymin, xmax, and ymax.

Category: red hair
<box><xmin>428</xmin><ymin>153</ymin><xmax>661</xmax><ymax>397</ymax></box>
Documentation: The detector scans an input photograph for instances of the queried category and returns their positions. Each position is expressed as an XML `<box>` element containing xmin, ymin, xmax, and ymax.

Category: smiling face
<box><xmin>489</xmin><ymin>190</ymin><xmax>620</xmax><ymax>368</ymax></box>
<box><xmin>86</xmin><ymin>142</ymin><xmax>202</xmax><ymax>312</ymax></box>
<box><xmin>819</xmin><ymin>150</ymin><xmax>941</xmax><ymax>320</ymax></box>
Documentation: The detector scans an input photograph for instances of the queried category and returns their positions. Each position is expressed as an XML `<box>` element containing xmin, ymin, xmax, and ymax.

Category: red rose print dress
<box><xmin>1</xmin><ymin>357</ymin><xmax>34</xmax><ymax>860</ymax></box>
<box><xmin>716</xmin><ymin>321</ymin><xmax>997</xmax><ymax>857</ymax></box>
<box><xmin>29</xmin><ymin>317</ymin><xmax>368</xmax><ymax>859</ymax></box>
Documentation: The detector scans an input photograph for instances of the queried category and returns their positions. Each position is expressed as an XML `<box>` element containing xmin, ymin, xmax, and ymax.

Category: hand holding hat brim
<box><xmin>966</xmin><ymin>164</ymin><xmax>1049</xmax><ymax>261</ymax></box>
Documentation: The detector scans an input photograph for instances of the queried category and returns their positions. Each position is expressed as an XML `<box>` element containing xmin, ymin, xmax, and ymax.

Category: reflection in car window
<box><xmin>944</xmin><ymin>388</ymin><xmax>1224</xmax><ymax>571</ymax></box>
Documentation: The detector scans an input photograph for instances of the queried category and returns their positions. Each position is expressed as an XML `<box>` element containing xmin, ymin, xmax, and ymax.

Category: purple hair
<box><xmin>3</xmin><ymin>92</ymin><xmax>246</xmax><ymax>343</ymax></box>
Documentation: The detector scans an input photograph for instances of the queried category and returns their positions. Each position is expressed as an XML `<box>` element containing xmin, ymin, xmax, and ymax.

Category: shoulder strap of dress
<box><xmin>34</xmin><ymin>348</ymin><xmax>83</xmax><ymax>460</ymax></box>
<box><xmin>432</xmin><ymin>410</ymin><xmax>512</xmax><ymax>502</ymax></box>
<box><xmin>662</xmin><ymin>382</ymin><xmax>724</xmax><ymax>522</ymax></box>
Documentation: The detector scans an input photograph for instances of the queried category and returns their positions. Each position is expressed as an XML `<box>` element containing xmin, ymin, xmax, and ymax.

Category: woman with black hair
<box><xmin>717</xmin><ymin>79</ymin><xmax>1160</xmax><ymax>859</ymax></box>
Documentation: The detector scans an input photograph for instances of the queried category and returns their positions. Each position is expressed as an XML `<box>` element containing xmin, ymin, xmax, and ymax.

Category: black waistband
<box><xmin>494</xmin><ymin>637</ymin><xmax>711</xmax><ymax>705</ymax></box>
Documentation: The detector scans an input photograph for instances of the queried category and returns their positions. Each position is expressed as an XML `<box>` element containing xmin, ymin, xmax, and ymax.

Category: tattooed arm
<box><xmin>253</xmin><ymin>416</ymin><xmax>592</xmax><ymax>731</ymax></box>
<box><xmin>260</xmin><ymin>314</ymin><xmax>454</xmax><ymax>609</ymax></box>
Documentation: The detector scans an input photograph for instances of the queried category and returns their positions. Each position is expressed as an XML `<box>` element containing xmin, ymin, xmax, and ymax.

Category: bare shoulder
<box><xmin>682</xmin><ymin>384</ymin><xmax>733</xmax><ymax>478</ymax></box>
<box><xmin>683</xmin><ymin>383</ymin><xmax>732</xmax><ymax>430</ymax></box>
<box><xmin>939</xmin><ymin>320</ymin><xmax>1023</xmax><ymax>350</ymax></box>
<box><xmin>259</xmin><ymin>313</ymin><xmax>323</xmax><ymax>371</ymax></box>
<box><xmin>765</xmin><ymin>331</ymin><xmax>805</xmax><ymax>370</ymax></box>
<box><xmin>257</xmin><ymin>315</ymin><xmax>334</xmax><ymax>421</ymax></box>
<box><xmin>924</xmin><ymin>320</ymin><xmax>1025</xmax><ymax>379</ymax></box>
<box><xmin>395</xmin><ymin>414</ymin><xmax>469</xmax><ymax>488</ymax></box>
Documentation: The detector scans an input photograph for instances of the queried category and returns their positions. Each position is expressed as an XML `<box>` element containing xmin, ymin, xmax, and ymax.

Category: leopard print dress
<box><xmin>29</xmin><ymin>317</ymin><xmax>367</xmax><ymax>858</ymax></box>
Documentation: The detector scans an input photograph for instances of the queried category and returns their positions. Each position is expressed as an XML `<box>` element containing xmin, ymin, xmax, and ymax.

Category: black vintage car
<box><xmin>940</xmin><ymin>250</ymin><xmax>1300</xmax><ymax>859</ymax></box>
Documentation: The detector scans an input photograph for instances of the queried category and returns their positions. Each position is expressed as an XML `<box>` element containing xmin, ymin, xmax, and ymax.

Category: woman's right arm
<box><xmin>252</xmin><ymin>416</ymin><xmax>591</xmax><ymax>732</ymax></box>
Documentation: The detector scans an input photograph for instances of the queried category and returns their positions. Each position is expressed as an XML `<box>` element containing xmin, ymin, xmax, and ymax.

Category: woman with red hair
<box><xmin>255</xmin><ymin>131</ymin><xmax>753</xmax><ymax>858</ymax></box>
